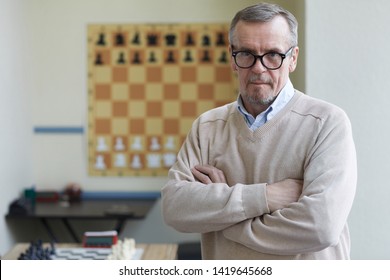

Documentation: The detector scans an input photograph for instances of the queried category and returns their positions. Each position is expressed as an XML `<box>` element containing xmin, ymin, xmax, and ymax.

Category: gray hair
<box><xmin>229</xmin><ymin>3</ymin><xmax>298</xmax><ymax>47</ymax></box>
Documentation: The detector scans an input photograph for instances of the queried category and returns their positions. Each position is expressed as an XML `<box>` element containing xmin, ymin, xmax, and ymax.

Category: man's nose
<box><xmin>251</xmin><ymin>57</ymin><xmax>268</xmax><ymax>73</ymax></box>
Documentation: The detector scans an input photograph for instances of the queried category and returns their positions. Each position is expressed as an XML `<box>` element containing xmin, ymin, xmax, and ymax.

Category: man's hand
<box><xmin>191</xmin><ymin>164</ymin><xmax>227</xmax><ymax>184</ymax></box>
<box><xmin>266</xmin><ymin>179</ymin><xmax>303</xmax><ymax>212</ymax></box>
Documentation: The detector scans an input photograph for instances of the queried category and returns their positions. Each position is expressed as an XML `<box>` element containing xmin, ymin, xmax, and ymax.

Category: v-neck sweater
<box><xmin>162</xmin><ymin>90</ymin><xmax>357</xmax><ymax>259</ymax></box>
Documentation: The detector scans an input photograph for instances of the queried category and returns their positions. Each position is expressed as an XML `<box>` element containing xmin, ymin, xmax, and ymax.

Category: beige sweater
<box><xmin>161</xmin><ymin>91</ymin><xmax>357</xmax><ymax>259</ymax></box>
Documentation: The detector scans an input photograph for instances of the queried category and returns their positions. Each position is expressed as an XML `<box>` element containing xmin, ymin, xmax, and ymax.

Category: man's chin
<box><xmin>245</xmin><ymin>88</ymin><xmax>276</xmax><ymax>105</ymax></box>
<box><xmin>246</xmin><ymin>94</ymin><xmax>275</xmax><ymax>106</ymax></box>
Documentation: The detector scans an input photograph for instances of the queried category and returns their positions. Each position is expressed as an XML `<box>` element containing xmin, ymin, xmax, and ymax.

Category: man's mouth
<box><xmin>249</xmin><ymin>76</ymin><xmax>270</xmax><ymax>85</ymax></box>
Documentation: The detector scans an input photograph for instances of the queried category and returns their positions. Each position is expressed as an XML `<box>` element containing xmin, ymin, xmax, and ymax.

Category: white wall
<box><xmin>306</xmin><ymin>0</ymin><xmax>390</xmax><ymax>259</ymax></box>
<box><xmin>0</xmin><ymin>0</ymin><xmax>33</xmax><ymax>255</ymax></box>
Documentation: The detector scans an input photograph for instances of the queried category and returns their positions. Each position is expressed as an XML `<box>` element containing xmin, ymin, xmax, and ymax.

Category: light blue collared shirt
<box><xmin>237</xmin><ymin>79</ymin><xmax>295</xmax><ymax>131</ymax></box>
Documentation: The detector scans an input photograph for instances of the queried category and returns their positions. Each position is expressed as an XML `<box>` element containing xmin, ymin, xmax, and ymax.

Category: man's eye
<box><xmin>267</xmin><ymin>52</ymin><xmax>279</xmax><ymax>58</ymax></box>
<box><xmin>239</xmin><ymin>52</ymin><xmax>252</xmax><ymax>57</ymax></box>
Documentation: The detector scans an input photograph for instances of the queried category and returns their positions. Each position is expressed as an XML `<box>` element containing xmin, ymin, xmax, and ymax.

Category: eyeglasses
<box><xmin>231</xmin><ymin>47</ymin><xmax>294</xmax><ymax>70</ymax></box>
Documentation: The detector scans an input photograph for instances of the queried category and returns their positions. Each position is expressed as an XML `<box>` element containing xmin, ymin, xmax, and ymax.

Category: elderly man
<box><xmin>162</xmin><ymin>3</ymin><xmax>357</xmax><ymax>260</ymax></box>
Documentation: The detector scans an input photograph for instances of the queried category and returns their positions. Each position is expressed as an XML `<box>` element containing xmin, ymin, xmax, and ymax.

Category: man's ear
<box><xmin>229</xmin><ymin>45</ymin><xmax>238</xmax><ymax>72</ymax></box>
<box><xmin>289</xmin><ymin>46</ymin><xmax>299</xmax><ymax>72</ymax></box>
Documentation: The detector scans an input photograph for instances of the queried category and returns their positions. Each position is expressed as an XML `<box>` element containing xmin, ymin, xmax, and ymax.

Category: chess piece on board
<box><xmin>114</xmin><ymin>137</ymin><xmax>125</xmax><ymax>151</ymax></box>
<box><xmin>163</xmin><ymin>153</ymin><xmax>176</xmax><ymax>167</ymax></box>
<box><xmin>95</xmin><ymin>53</ymin><xmax>104</xmax><ymax>65</ymax></box>
<box><xmin>131</xmin><ymin>136</ymin><xmax>143</xmax><ymax>150</ymax></box>
<box><xmin>202</xmin><ymin>35</ymin><xmax>211</xmax><ymax>46</ymax></box>
<box><xmin>150</xmin><ymin>137</ymin><xmax>161</xmax><ymax>151</ymax></box>
<box><xmin>96</xmin><ymin>33</ymin><xmax>106</xmax><ymax>46</ymax></box>
<box><xmin>219</xmin><ymin>51</ymin><xmax>228</xmax><ymax>63</ymax></box>
<box><xmin>115</xmin><ymin>33</ymin><xmax>125</xmax><ymax>46</ymax></box>
<box><xmin>97</xmin><ymin>137</ymin><xmax>108</xmax><ymax>151</ymax></box>
<box><xmin>131</xmin><ymin>32</ymin><xmax>141</xmax><ymax>45</ymax></box>
<box><xmin>148</xmin><ymin>52</ymin><xmax>157</xmax><ymax>63</ymax></box>
<box><xmin>165</xmin><ymin>136</ymin><xmax>175</xmax><ymax>150</ymax></box>
<box><xmin>107</xmin><ymin>238</ymin><xmax>136</xmax><ymax>260</ymax></box>
<box><xmin>201</xmin><ymin>50</ymin><xmax>211</xmax><ymax>62</ymax></box>
<box><xmin>132</xmin><ymin>52</ymin><xmax>142</xmax><ymax>64</ymax></box>
<box><xmin>216</xmin><ymin>32</ymin><xmax>226</xmax><ymax>46</ymax></box>
<box><xmin>165</xmin><ymin>34</ymin><xmax>176</xmax><ymax>46</ymax></box>
<box><xmin>147</xmin><ymin>34</ymin><xmax>158</xmax><ymax>46</ymax></box>
<box><xmin>166</xmin><ymin>51</ymin><xmax>176</xmax><ymax>63</ymax></box>
<box><xmin>184</xmin><ymin>50</ymin><xmax>193</xmax><ymax>62</ymax></box>
<box><xmin>147</xmin><ymin>154</ymin><xmax>161</xmax><ymax>168</ymax></box>
<box><xmin>115</xmin><ymin>154</ymin><xmax>126</xmax><ymax>167</ymax></box>
<box><xmin>131</xmin><ymin>155</ymin><xmax>142</xmax><ymax>169</ymax></box>
<box><xmin>95</xmin><ymin>155</ymin><xmax>106</xmax><ymax>170</ymax></box>
<box><xmin>185</xmin><ymin>33</ymin><xmax>195</xmax><ymax>46</ymax></box>
<box><xmin>18</xmin><ymin>240</ymin><xmax>55</xmax><ymax>260</ymax></box>
<box><xmin>117</xmin><ymin>52</ymin><xmax>126</xmax><ymax>64</ymax></box>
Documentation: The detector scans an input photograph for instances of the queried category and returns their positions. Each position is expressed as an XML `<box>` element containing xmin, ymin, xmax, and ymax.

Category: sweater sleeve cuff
<box><xmin>241</xmin><ymin>183</ymin><xmax>270</xmax><ymax>218</ymax></box>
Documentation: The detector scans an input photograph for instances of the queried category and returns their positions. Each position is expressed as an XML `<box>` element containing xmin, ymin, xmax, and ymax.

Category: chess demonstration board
<box><xmin>87</xmin><ymin>23</ymin><xmax>237</xmax><ymax>177</ymax></box>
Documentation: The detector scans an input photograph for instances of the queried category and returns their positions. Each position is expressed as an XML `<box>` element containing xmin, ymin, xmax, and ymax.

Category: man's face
<box><xmin>229</xmin><ymin>16</ymin><xmax>299</xmax><ymax>116</ymax></box>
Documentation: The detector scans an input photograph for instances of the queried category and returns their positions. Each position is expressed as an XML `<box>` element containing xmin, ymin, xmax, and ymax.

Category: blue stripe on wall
<box><xmin>81</xmin><ymin>191</ymin><xmax>161</xmax><ymax>200</ymax></box>
<box><xmin>34</xmin><ymin>126</ymin><xmax>84</xmax><ymax>134</ymax></box>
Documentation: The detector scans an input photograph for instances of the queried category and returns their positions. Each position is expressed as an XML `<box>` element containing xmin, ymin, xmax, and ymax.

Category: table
<box><xmin>1</xmin><ymin>243</ymin><xmax>178</xmax><ymax>260</ymax></box>
<box><xmin>5</xmin><ymin>198</ymin><xmax>156</xmax><ymax>243</ymax></box>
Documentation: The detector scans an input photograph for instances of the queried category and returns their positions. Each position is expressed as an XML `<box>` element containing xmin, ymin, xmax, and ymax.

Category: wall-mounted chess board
<box><xmin>87</xmin><ymin>23</ymin><xmax>237</xmax><ymax>177</ymax></box>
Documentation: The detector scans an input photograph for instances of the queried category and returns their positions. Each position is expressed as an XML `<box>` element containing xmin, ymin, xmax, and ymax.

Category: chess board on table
<box><xmin>87</xmin><ymin>23</ymin><xmax>237</xmax><ymax>177</ymax></box>
<box><xmin>52</xmin><ymin>247</ymin><xmax>144</xmax><ymax>260</ymax></box>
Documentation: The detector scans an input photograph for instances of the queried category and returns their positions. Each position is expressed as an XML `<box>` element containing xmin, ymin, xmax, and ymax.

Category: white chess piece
<box><xmin>163</xmin><ymin>153</ymin><xmax>176</xmax><ymax>167</ymax></box>
<box><xmin>147</xmin><ymin>154</ymin><xmax>161</xmax><ymax>168</ymax></box>
<box><xmin>96</xmin><ymin>137</ymin><xmax>108</xmax><ymax>151</ymax></box>
<box><xmin>107</xmin><ymin>238</ymin><xmax>136</xmax><ymax>260</ymax></box>
<box><xmin>114</xmin><ymin>137</ymin><xmax>125</xmax><ymax>151</ymax></box>
<box><xmin>130</xmin><ymin>154</ymin><xmax>142</xmax><ymax>169</ymax></box>
<box><xmin>150</xmin><ymin>137</ymin><xmax>161</xmax><ymax>151</ymax></box>
<box><xmin>131</xmin><ymin>136</ymin><xmax>143</xmax><ymax>150</ymax></box>
<box><xmin>114</xmin><ymin>154</ymin><xmax>126</xmax><ymax>167</ymax></box>
<box><xmin>165</xmin><ymin>136</ymin><xmax>175</xmax><ymax>150</ymax></box>
<box><xmin>95</xmin><ymin>155</ymin><xmax>106</xmax><ymax>170</ymax></box>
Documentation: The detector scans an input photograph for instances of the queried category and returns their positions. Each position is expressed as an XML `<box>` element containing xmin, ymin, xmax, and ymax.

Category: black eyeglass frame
<box><xmin>231</xmin><ymin>46</ymin><xmax>295</xmax><ymax>70</ymax></box>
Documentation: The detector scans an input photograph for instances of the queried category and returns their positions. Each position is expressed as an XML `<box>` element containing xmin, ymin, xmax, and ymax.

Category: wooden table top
<box><xmin>1</xmin><ymin>243</ymin><xmax>178</xmax><ymax>260</ymax></box>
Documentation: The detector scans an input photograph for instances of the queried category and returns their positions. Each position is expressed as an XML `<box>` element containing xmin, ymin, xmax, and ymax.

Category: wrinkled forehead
<box><xmin>231</xmin><ymin>17</ymin><xmax>292</xmax><ymax>51</ymax></box>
